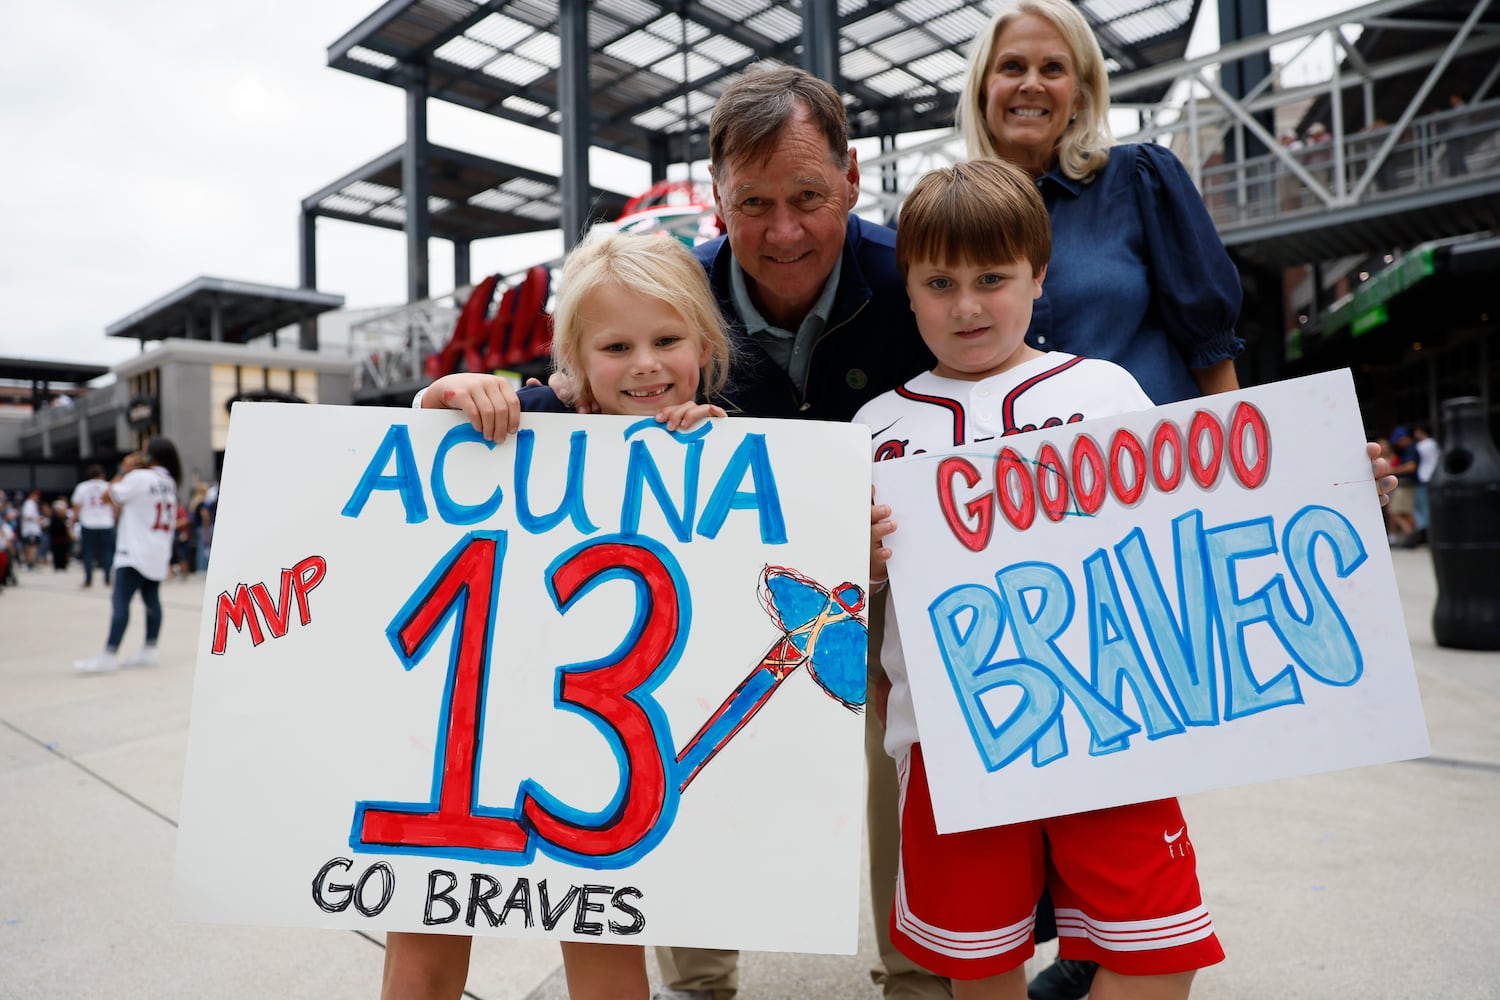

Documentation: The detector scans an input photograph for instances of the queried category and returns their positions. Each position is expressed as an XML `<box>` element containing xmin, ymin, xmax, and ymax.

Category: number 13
<box><xmin>352</xmin><ymin>531</ymin><xmax>687</xmax><ymax>869</ymax></box>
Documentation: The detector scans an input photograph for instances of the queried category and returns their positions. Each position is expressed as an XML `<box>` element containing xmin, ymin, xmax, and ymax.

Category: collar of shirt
<box><xmin>1036</xmin><ymin>160</ymin><xmax>1086</xmax><ymax>198</ymax></box>
<box><xmin>728</xmin><ymin>252</ymin><xmax>843</xmax><ymax>390</ymax></box>
<box><xmin>728</xmin><ymin>252</ymin><xmax>843</xmax><ymax>339</ymax></box>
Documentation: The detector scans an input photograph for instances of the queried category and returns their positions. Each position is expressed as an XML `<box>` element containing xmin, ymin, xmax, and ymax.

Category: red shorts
<box><xmin>890</xmin><ymin>744</ymin><xmax>1224</xmax><ymax>980</ymax></box>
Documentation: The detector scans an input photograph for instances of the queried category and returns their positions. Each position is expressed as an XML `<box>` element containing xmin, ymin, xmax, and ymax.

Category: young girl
<box><xmin>385</xmin><ymin>231</ymin><xmax>733</xmax><ymax>1000</ymax></box>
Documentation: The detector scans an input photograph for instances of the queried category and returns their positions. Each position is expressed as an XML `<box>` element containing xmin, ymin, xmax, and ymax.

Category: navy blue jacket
<box><xmin>693</xmin><ymin>214</ymin><xmax>933</xmax><ymax>422</ymax></box>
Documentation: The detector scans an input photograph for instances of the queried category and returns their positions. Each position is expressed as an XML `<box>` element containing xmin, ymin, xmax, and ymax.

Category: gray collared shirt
<box><xmin>728</xmin><ymin>253</ymin><xmax>843</xmax><ymax>394</ymax></box>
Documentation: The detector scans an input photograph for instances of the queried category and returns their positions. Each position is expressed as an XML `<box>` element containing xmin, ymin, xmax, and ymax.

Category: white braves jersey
<box><xmin>110</xmin><ymin>467</ymin><xmax>178</xmax><ymax>580</ymax></box>
<box><xmin>852</xmin><ymin>352</ymin><xmax>1154</xmax><ymax>761</ymax></box>
<box><xmin>71</xmin><ymin>478</ymin><xmax>117</xmax><ymax>529</ymax></box>
<box><xmin>19</xmin><ymin>498</ymin><xmax>41</xmax><ymax>536</ymax></box>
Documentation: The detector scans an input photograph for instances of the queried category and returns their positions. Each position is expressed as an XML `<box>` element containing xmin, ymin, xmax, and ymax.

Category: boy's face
<box><xmin>906</xmin><ymin>255</ymin><xmax>1046</xmax><ymax>381</ymax></box>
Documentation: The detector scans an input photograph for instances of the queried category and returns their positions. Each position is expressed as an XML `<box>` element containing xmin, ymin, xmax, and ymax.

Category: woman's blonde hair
<box><xmin>550</xmin><ymin>232</ymin><xmax>733</xmax><ymax>404</ymax></box>
<box><xmin>956</xmin><ymin>0</ymin><xmax>1114</xmax><ymax>182</ymax></box>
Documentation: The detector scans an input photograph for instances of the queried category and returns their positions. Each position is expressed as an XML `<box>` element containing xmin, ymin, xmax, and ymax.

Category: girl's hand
<box><xmin>423</xmin><ymin>373</ymin><xmax>521</xmax><ymax>443</ymax></box>
<box><xmin>655</xmin><ymin>402</ymin><xmax>726</xmax><ymax>432</ymax></box>
<box><xmin>870</xmin><ymin>489</ymin><xmax>895</xmax><ymax>587</ymax></box>
<box><xmin>1367</xmin><ymin>440</ymin><xmax>1398</xmax><ymax>506</ymax></box>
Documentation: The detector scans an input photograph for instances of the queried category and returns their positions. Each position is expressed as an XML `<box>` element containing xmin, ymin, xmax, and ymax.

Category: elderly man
<box><xmin>653</xmin><ymin>65</ymin><xmax>944</xmax><ymax>1000</ymax></box>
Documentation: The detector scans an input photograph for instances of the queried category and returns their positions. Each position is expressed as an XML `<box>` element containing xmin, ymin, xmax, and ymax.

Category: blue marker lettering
<box><xmin>994</xmin><ymin>562</ymin><xmax>1138</xmax><ymax>758</ymax></box>
<box><xmin>514</xmin><ymin>429</ymin><xmax>598</xmax><ymax>536</ymax></box>
<box><xmin>1083</xmin><ymin>549</ymin><xmax>1184</xmax><ymax>743</ymax></box>
<box><xmin>342</xmin><ymin>424</ymin><xmax>428</xmax><ymax>524</ymax></box>
<box><xmin>927</xmin><ymin>585</ymin><xmax>1063</xmax><ymax>771</ymax></box>
<box><xmin>698</xmin><ymin>432</ymin><xmax>787</xmax><ymax>545</ymax></box>
<box><xmin>1272</xmin><ymin>505</ymin><xmax>1365</xmax><ymax>686</ymax></box>
<box><xmin>1204</xmin><ymin>516</ymin><xmax>1304</xmax><ymax>720</ymax></box>
<box><xmin>431</xmin><ymin>424</ymin><xmax>502</xmax><ymax>526</ymax></box>
<box><xmin>1114</xmin><ymin>514</ymin><xmax>1220</xmax><ymax>726</ymax></box>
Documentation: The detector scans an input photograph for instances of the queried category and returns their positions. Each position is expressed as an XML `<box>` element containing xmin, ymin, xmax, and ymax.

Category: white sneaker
<box><xmin>120</xmin><ymin>647</ymin><xmax>160</xmax><ymax>669</ymax></box>
<box><xmin>74</xmin><ymin>651</ymin><xmax>119</xmax><ymax>674</ymax></box>
<box><xmin>653</xmin><ymin>990</ymin><xmax>713</xmax><ymax>1000</ymax></box>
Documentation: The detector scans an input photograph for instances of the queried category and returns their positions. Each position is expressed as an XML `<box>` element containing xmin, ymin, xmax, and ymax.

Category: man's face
<box><xmin>712</xmin><ymin>109</ymin><xmax>859</xmax><ymax>330</ymax></box>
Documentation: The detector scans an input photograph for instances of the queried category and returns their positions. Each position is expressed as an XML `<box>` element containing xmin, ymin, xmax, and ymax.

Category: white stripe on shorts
<box><xmin>892</xmin><ymin>751</ymin><xmax>1032</xmax><ymax>961</ymax></box>
<box><xmin>893</xmin><ymin>876</ymin><xmax>1035</xmax><ymax>960</ymax></box>
<box><xmin>1054</xmin><ymin>905</ymin><xmax>1216</xmax><ymax>952</ymax></box>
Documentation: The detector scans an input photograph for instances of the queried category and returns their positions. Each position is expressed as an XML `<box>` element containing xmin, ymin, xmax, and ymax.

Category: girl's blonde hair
<box><xmin>956</xmin><ymin>0</ymin><xmax>1114</xmax><ymax>182</ymax></box>
<box><xmin>550</xmin><ymin>232</ymin><xmax>733</xmax><ymax>404</ymax></box>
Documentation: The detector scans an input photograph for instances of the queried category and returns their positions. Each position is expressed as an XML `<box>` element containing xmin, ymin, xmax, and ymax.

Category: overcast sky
<box><xmin>3</xmin><ymin>0</ymin><xmax>1358</xmax><ymax>370</ymax></box>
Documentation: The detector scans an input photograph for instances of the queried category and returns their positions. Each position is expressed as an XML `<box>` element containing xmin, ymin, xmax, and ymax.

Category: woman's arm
<box><xmin>1135</xmin><ymin>144</ymin><xmax>1245</xmax><ymax>375</ymax></box>
<box><xmin>1191</xmin><ymin>357</ymin><xmax>1240</xmax><ymax>396</ymax></box>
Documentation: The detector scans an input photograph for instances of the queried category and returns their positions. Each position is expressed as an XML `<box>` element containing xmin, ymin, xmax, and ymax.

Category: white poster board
<box><xmin>872</xmin><ymin>369</ymin><xmax>1429</xmax><ymax>835</ymax></box>
<box><xmin>175</xmin><ymin>403</ymin><xmax>871</xmax><ymax>953</ymax></box>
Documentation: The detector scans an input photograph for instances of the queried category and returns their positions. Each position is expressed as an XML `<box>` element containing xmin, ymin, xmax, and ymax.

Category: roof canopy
<box><xmin>303</xmin><ymin>143</ymin><xmax>633</xmax><ymax>241</ymax></box>
<box><xmin>328</xmin><ymin>0</ymin><xmax>1201</xmax><ymax>165</ymax></box>
<box><xmin>0</xmin><ymin>357</ymin><xmax>110</xmax><ymax>385</ymax></box>
<box><xmin>105</xmin><ymin>277</ymin><xmax>346</xmax><ymax>344</ymax></box>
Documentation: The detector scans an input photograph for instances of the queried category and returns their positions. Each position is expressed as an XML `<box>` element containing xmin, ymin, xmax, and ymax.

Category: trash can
<box><xmin>1429</xmin><ymin>396</ymin><xmax>1500</xmax><ymax>650</ymax></box>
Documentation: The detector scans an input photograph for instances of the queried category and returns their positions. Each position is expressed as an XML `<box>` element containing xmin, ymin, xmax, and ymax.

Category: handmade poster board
<box><xmin>872</xmin><ymin>369</ymin><xmax>1429</xmax><ymax>834</ymax></box>
<box><xmin>175</xmin><ymin>403</ymin><xmax>871</xmax><ymax>953</ymax></box>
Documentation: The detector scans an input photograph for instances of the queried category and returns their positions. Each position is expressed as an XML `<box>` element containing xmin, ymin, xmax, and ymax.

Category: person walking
<box><xmin>73</xmin><ymin>438</ymin><xmax>181</xmax><ymax>674</ymax></box>
<box><xmin>71</xmin><ymin>464</ymin><xmax>117</xmax><ymax>588</ymax></box>
<box><xmin>19</xmin><ymin>489</ymin><xmax>42</xmax><ymax>570</ymax></box>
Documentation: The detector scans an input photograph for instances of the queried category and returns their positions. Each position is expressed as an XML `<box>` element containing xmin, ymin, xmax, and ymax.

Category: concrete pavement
<box><xmin>1</xmin><ymin>548</ymin><xmax>1496</xmax><ymax>999</ymax></box>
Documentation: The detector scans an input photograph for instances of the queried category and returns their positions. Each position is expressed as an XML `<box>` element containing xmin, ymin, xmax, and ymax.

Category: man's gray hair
<box><xmin>709</xmin><ymin>65</ymin><xmax>850</xmax><ymax>178</ymax></box>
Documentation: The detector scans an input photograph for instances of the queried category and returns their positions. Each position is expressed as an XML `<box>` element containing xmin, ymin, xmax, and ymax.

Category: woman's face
<box><xmin>981</xmin><ymin>13</ymin><xmax>1082</xmax><ymax>176</ymax></box>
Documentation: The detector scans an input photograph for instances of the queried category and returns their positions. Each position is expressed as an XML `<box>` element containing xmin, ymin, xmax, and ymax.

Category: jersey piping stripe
<box><xmin>999</xmin><ymin>355</ymin><xmax>1087</xmax><ymax>432</ymax></box>
<box><xmin>895</xmin><ymin>383</ymin><xmax>966</xmax><ymax>446</ymax></box>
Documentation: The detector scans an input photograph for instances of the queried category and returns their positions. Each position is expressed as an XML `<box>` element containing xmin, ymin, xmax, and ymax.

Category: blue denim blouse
<box><xmin>1028</xmin><ymin>142</ymin><xmax>1244</xmax><ymax>405</ymax></box>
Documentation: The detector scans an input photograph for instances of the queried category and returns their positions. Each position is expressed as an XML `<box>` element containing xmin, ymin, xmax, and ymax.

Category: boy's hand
<box><xmin>655</xmin><ymin>402</ymin><xmax>726</xmax><ymax>432</ymax></box>
<box><xmin>423</xmin><ymin>373</ymin><xmax>521</xmax><ymax>443</ymax></box>
<box><xmin>1367</xmin><ymin>441</ymin><xmax>1398</xmax><ymax>506</ymax></box>
<box><xmin>873</xmin><ymin>671</ymin><xmax>892</xmax><ymax>728</ymax></box>
<box><xmin>870</xmin><ymin>488</ymin><xmax>895</xmax><ymax>586</ymax></box>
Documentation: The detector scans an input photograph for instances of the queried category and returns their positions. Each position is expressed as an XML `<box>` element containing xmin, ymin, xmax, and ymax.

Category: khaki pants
<box><xmin>656</xmin><ymin>596</ymin><xmax>949</xmax><ymax>1000</ymax></box>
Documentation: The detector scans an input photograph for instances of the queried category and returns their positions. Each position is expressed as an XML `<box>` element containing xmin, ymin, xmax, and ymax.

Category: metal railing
<box><xmin>856</xmin><ymin>0</ymin><xmax>1500</xmax><ymax>232</ymax></box>
<box><xmin>1196</xmin><ymin>100</ymin><xmax>1500</xmax><ymax>228</ymax></box>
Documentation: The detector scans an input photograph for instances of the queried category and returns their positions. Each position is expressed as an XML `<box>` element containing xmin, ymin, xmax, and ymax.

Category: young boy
<box><xmin>855</xmin><ymin>159</ymin><xmax>1223</xmax><ymax>1000</ymax></box>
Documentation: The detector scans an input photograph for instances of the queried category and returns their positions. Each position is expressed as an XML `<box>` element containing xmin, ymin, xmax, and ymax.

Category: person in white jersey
<box><xmin>19</xmin><ymin>489</ymin><xmax>43</xmax><ymax>570</ymax></box>
<box><xmin>71</xmin><ymin>464</ymin><xmax>117</xmax><ymax>588</ymax></box>
<box><xmin>74</xmin><ymin>437</ymin><xmax>182</xmax><ymax>674</ymax></box>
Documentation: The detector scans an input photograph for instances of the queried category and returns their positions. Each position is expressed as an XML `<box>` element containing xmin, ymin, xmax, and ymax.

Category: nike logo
<box><xmin>1164</xmin><ymin>827</ymin><xmax>1186</xmax><ymax>844</ymax></box>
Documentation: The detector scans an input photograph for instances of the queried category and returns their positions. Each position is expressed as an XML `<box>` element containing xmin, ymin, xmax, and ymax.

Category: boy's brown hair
<box><xmin>896</xmin><ymin>159</ymin><xmax>1052</xmax><ymax>278</ymax></box>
